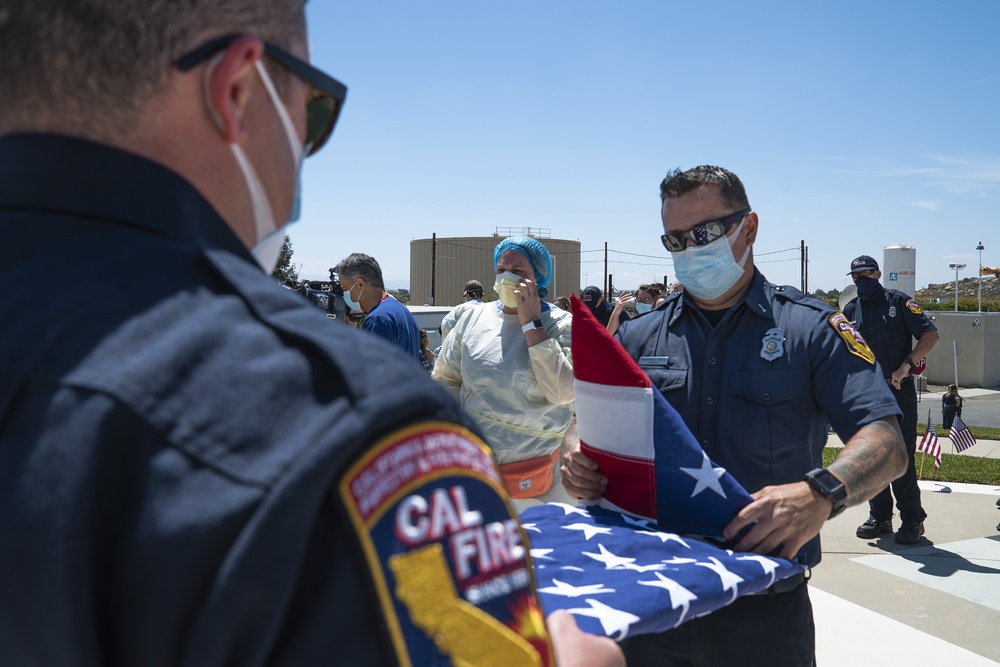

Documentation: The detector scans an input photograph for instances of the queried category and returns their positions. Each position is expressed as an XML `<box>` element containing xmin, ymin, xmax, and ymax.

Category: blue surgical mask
<box><xmin>343</xmin><ymin>281</ymin><xmax>365</xmax><ymax>311</ymax></box>
<box><xmin>635</xmin><ymin>302</ymin><xmax>652</xmax><ymax>314</ymax></box>
<box><xmin>670</xmin><ymin>218</ymin><xmax>750</xmax><ymax>300</ymax></box>
<box><xmin>229</xmin><ymin>60</ymin><xmax>305</xmax><ymax>273</ymax></box>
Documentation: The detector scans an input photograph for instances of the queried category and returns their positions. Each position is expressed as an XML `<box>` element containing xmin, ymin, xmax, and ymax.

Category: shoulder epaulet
<box><xmin>769</xmin><ymin>283</ymin><xmax>834</xmax><ymax>314</ymax></box>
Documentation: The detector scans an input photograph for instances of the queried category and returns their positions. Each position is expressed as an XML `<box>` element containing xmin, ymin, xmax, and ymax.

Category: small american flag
<box><xmin>949</xmin><ymin>415</ymin><xmax>977</xmax><ymax>453</ymax></box>
<box><xmin>917</xmin><ymin>418</ymin><xmax>941</xmax><ymax>469</ymax></box>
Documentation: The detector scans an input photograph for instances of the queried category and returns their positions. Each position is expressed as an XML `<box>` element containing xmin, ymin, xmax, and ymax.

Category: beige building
<box><xmin>922</xmin><ymin>312</ymin><xmax>1000</xmax><ymax>388</ymax></box>
<box><xmin>410</xmin><ymin>231</ymin><xmax>581</xmax><ymax>307</ymax></box>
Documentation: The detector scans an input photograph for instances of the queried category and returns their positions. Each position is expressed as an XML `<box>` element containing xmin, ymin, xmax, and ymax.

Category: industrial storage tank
<box><xmin>410</xmin><ymin>231</ymin><xmax>581</xmax><ymax>307</ymax></box>
<box><xmin>883</xmin><ymin>244</ymin><xmax>917</xmax><ymax>298</ymax></box>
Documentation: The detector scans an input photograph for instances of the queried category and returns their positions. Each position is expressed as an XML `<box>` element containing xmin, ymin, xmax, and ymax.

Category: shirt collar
<box><xmin>670</xmin><ymin>269</ymin><xmax>772</xmax><ymax>324</ymax></box>
<box><xmin>0</xmin><ymin>132</ymin><xmax>251</xmax><ymax>262</ymax></box>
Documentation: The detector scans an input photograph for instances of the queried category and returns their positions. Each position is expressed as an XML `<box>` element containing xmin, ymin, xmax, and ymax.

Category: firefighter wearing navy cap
<box><xmin>0</xmin><ymin>2</ymin><xmax>623</xmax><ymax>665</ymax></box>
<box><xmin>843</xmin><ymin>255</ymin><xmax>940</xmax><ymax>545</ymax></box>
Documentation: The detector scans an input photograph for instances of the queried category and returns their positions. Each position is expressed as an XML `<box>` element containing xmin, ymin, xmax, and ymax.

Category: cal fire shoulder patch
<box><xmin>828</xmin><ymin>312</ymin><xmax>875</xmax><ymax>365</ymax></box>
<box><xmin>339</xmin><ymin>421</ymin><xmax>553</xmax><ymax>667</ymax></box>
<box><xmin>905</xmin><ymin>299</ymin><xmax>924</xmax><ymax>315</ymax></box>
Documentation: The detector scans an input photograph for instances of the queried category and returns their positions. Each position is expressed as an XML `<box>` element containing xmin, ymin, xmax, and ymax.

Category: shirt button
<box><xmin>701</xmin><ymin>440</ymin><xmax>710</xmax><ymax>449</ymax></box>
<box><xmin>706</xmin><ymin>397</ymin><xmax>714</xmax><ymax>405</ymax></box>
<box><xmin>709</xmin><ymin>357</ymin><xmax>717</xmax><ymax>365</ymax></box>
<box><xmin>762</xmin><ymin>393</ymin><xmax>770</xmax><ymax>401</ymax></box>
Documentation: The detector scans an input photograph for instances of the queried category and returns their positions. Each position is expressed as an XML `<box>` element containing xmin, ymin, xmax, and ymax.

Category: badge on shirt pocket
<box><xmin>760</xmin><ymin>327</ymin><xmax>785</xmax><ymax>361</ymax></box>
<box><xmin>339</xmin><ymin>421</ymin><xmax>553</xmax><ymax>667</ymax></box>
<box><xmin>888</xmin><ymin>306</ymin><xmax>897</xmax><ymax>318</ymax></box>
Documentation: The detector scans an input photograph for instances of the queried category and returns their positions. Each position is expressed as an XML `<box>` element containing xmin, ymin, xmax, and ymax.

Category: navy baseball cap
<box><xmin>847</xmin><ymin>255</ymin><xmax>879</xmax><ymax>274</ymax></box>
<box><xmin>581</xmin><ymin>286</ymin><xmax>603</xmax><ymax>304</ymax></box>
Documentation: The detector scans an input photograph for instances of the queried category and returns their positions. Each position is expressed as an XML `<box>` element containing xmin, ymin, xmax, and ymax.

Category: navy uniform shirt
<box><xmin>0</xmin><ymin>134</ymin><xmax>554</xmax><ymax>667</ymax></box>
<box><xmin>843</xmin><ymin>286</ymin><xmax>936</xmax><ymax>378</ymax></box>
<box><xmin>616</xmin><ymin>270</ymin><xmax>901</xmax><ymax>566</ymax></box>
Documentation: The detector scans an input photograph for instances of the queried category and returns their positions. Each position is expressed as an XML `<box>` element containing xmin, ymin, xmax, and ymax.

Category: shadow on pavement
<box><xmin>869</xmin><ymin>535</ymin><xmax>1000</xmax><ymax>578</ymax></box>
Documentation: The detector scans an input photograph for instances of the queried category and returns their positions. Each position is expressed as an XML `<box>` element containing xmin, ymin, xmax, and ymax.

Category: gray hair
<box><xmin>334</xmin><ymin>253</ymin><xmax>385</xmax><ymax>289</ymax></box>
<box><xmin>0</xmin><ymin>0</ymin><xmax>307</xmax><ymax>138</ymax></box>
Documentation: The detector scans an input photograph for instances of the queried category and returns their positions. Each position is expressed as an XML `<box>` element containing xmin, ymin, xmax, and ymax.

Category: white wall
<box><xmin>922</xmin><ymin>312</ymin><xmax>1000</xmax><ymax>388</ymax></box>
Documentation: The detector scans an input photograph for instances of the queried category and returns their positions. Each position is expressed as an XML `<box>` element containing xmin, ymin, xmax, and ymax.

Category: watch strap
<box><xmin>804</xmin><ymin>468</ymin><xmax>847</xmax><ymax>519</ymax></box>
<box><xmin>521</xmin><ymin>318</ymin><xmax>544</xmax><ymax>333</ymax></box>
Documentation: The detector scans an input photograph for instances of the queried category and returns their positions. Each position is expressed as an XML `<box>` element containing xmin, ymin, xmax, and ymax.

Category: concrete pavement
<box><xmin>814</xmin><ymin>385</ymin><xmax>1000</xmax><ymax>664</ymax></box>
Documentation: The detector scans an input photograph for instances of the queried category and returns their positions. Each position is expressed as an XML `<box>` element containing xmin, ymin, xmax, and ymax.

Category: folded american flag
<box><xmin>521</xmin><ymin>504</ymin><xmax>807</xmax><ymax>639</ymax></box>
<box><xmin>917</xmin><ymin>417</ymin><xmax>941</xmax><ymax>468</ymax></box>
<box><xmin>949</xmin><ymin>414</ymin><xmax>976</xmax><ymax>453</ymax></box>
<box><xmin>518</xmin><ymin>295</ymin><xmax>807</xmax><ymax>639</ymax></box>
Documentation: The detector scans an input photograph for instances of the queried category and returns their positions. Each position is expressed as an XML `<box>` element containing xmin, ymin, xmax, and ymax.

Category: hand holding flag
<box><xmin>522</xmin><ymin>295</ymin><xmax>807</xmax><ymax>639</ymax></box>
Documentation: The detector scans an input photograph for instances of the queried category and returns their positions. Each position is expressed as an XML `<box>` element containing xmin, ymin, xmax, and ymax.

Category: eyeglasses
<box><xmin>176</xmin><ymin>34</ymin><xmax>347</xmax><ymax>156</ymax></box>
<box><xmin>851</xmin><ymin>269</ymin><xmax>875</xmax><ymax>280</ymax></box>
<box><xmin>635</xmin><ymin>294</ymin><xmax>654</xmax><ymax>304</ymax></box>
<box><xmin>660</xmin><ymin>208</ymin><xmax>751</xmax><ymax>253</ymax></box>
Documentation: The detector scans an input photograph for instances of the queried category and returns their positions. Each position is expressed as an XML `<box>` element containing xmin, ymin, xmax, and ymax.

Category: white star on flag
<box><xmin>637</xmin><ymin>572</ymin><xmax>698</xmax><ymax>627</ymax></box>
<box><xmin>566</xmin><ymin>599</ymin><xmax>641</xmax><ymax>640</ymax></box>
<box><xmin>530</xmin><ymin>548</ymin><xmax>555</xmax><ymax>560</ymax></box>
<box><xmin>551</xmin><ymin>503</ymin><xmax>591</xmax><ymax>517</ymax></box>
<box><xmin>582</xmin><ymin>543</ymin><xmax>637</xmax><ymax>569</ymax></box>
<box><xmin>696</xmin><ymin>556</ymin><xmax>745</xmax><ymax>603</ymax></box>
<box><xmin>736</xmin><ymin>554</ymin><xmax>780</xmax><ymax>587</ymax></box>
<box><xmin>563</xmin><ymin>522</ymin><xmax>614</xmax><ymax>540</ymax></box>
<box><xmin>680</xmin><ymin>452</ymin><xmax>727</xmax><ymax>498</ymax></box>
<box><xmin>638</xmin><ymin>530</ymin><xmax>690</xmax><ymax>548</ymax></box>
<box><xmin>538</xmin><ymin>578</ymin><xmax>616</xmax><ymax>597</ymax></box>
<box><xmin>520</xmin><ymin>522</ymin><xmax>541</xmax><ymax>533</ymax></box>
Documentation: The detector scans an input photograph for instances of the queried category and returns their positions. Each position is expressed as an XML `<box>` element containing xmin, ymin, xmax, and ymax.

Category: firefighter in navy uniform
<box><xmin>843</xmin><ymin>255</ymin><xmax>940</xmax><ymax>545</ymax></box>
<box><xmin>561</xmin><ymin>166</ymin><xmax>908</xmax><ymax>667</ymax></box>
<box><xmin>0</xmin><ymin>3</ymin><xmax>623</xmax><ymax>666</ymax></box>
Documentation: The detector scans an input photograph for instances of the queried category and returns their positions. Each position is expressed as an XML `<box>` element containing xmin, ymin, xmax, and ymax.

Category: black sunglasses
<box><xmin>176</xmin><ymin>34</ymin><xmax>347</xmax><ymax>156</ymax></box>
<box><xmin>661</xmin><ymin>208</ymin><xmax>751</xmax><ymax>253</ymax></box>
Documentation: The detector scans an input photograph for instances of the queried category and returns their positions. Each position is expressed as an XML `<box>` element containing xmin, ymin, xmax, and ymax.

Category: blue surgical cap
<box><xmin>493</xmin><ymin>236</ymin><xmax>553</xmax><ymax>298</ymax></box>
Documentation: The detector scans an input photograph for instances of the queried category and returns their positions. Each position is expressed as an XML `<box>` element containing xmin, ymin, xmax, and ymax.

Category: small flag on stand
<box><xmin>917</xmin><ymin>418</ymin><xmax>941</xmax><ymax>469</ymax></box>
<box><xmin>949</xmin><ymin>415</ymin><xmax>976</xmax><ymax>453</ymax></box>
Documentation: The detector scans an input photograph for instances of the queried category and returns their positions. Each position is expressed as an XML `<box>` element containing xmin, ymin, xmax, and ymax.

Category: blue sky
<box><xmin>289</xmin><ymin>1</ymin><xmax>999</xmax><ymax>296</ymax></box>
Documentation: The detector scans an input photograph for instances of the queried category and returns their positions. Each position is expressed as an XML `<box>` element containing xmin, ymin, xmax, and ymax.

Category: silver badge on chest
<box><xmin>760</xmin><ymin>327</ymin><xmax>785</xmax><ymax>361</ymax></box>
<box><xmin>888</xmin><ymin>306</ymin><xmax>897</xmax><ymax>318</ymax></box>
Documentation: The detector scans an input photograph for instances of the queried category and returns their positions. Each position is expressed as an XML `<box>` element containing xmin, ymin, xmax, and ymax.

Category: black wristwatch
<box><xmin>521</xmin><ymin>318</ymin><xmax>544</xmax><ymax>334</ymax></box>
<box><xmin>804</xmin><ymin>468</ymin><xmax>847</xmax><ymax>519</ymax></box>
<box><xmin>903</xmin><ymin>356</ymin><xmax>915</xmax><ymax>369</ymax></box>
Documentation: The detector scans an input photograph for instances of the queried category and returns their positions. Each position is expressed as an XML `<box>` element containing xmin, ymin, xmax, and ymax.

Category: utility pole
<box><xmin>603</xmin><ymin>242</ymin><xmax>609</xmax><ymax>299</ymax></box>
<box><xmin>800</xmin><ymin>240</ymin><xmax>807</xmax><ymax>293</ymax></box>
<box><xmin>949</xmin><ymin>263</ymin><xmax>966</xmax><ymax>312</ymax></box>
<box><xmin>977</xmin><ymin>241</ymin><xmax>985</xmax><ymax>312</ymax></box>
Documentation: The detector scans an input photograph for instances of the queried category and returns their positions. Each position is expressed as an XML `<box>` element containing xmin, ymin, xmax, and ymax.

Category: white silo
<box><xmin>883</xmin><ymin>244</ymin><xmax>917</xmax><ymax>297</ymax></box>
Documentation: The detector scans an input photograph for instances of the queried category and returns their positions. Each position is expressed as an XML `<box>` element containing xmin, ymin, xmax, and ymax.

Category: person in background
<box><xmin>562</xmin><ymin>165</ymin><xmax>906</xmax><ymax>666</ymax></box>
<box><xmin>553</xmin><ymin>295</ymin><xmax>572</xmax><ymax>311</ymax></box>
<box><xmin>0</xmin><ymin>2</ymin><xmax>622</xmax><ymax>664</ymax></box>
<box><xmin>605</xmin><ymin>291</ymin><xmax>635</xmax><ymax>336</ymax></box>
<box><xmin>433</xmin><ymin>237</ymin><xmax>575</xmax><ymax>510</ymax></box>
<box><xmin>334</xmin><ymin>252</ymin><xmax>423</xmax><ymax>365</ymax></box>
<box><xmin>418</xmin><ymin>328</ymin><xmax>435</xmax><ymax>372</ymax></box>
<box><xmin>581</xmin><ymin>285</ymin><xmax>616</xmax><ymax>327</ymax></box>
<box><xmin>608</xmin><ymin>283</ymin><xmax>667</xmax><ymax>336</ymax></box>
<box><xmin>843</xmin><ymin>254</ymin><xmax>940</xmax><ymax>545</ymax></box>
<box><xmin>439</xmin><ymin>278</ymin><xmax>486</xmax><ymax>341</ymax></box>
<box><xmin>462</xmin><ymin>279</ymin><xmax>484</xmax><ymax>303</ymax></box>
<box><xmin>941</xmin><ymin>383</ymin><xmax>963</xmax><ymax>429</ymax></box>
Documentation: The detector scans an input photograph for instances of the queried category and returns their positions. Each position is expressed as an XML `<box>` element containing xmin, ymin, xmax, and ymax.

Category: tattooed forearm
<box><xmin>827</xmin><ymin>417</ymin><xmax>907</xmax><ymax>506</ymax></box>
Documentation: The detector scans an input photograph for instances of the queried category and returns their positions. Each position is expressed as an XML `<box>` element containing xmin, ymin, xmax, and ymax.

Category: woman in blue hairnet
<box><xmin>433</xmin><ymin>237</ymin><xmax>575</xmax><ymax>509</ymax></box>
